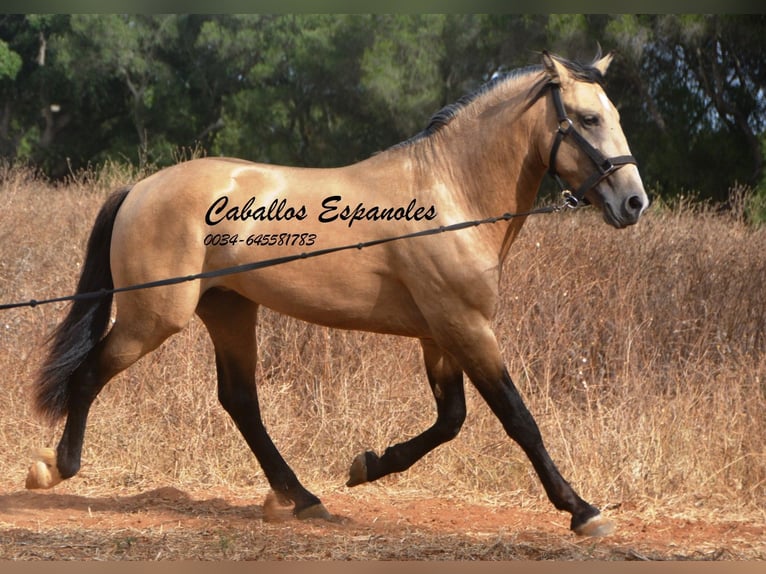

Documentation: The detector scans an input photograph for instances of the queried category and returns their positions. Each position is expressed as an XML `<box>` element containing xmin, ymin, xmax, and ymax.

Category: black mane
<box><xmin>391</xmin><ymin>53</ymin><xmax>605</xmax><ymax>150</ymax></box>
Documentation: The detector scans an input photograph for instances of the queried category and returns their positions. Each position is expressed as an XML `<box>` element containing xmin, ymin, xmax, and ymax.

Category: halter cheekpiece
<box><xmin>547</xmin><ymin>84</ymin><xmax>637</xmax><ymax>207</ymax></box>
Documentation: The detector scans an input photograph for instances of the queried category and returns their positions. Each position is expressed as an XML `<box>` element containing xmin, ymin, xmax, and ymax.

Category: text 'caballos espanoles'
<box><xmin>205</xmin><ymin>195</ymin><xmax>438</xmax><ymax>229</ymax></box>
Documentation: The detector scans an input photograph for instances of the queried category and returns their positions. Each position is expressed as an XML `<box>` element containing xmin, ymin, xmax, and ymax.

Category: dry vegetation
<box><xmin>0</xmin><ymin>163</ymin><xmax>764</xmax><ymax>560</ymax></box>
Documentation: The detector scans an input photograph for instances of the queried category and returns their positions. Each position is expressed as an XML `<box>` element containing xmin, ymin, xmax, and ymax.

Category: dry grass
<box><xmin>1</xmin><ymin>163</ymin><xmax>764</xmax><ymax>531</ymax></box>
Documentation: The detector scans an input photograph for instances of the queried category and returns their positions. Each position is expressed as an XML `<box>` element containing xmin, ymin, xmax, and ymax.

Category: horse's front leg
<box><xmin>443</xmin><ymin>320</ymin><xmax>614</xmax><ymax>537</ymax></box>
<box><xmin>347</xmin><ymin>338</ymin><xmax>466</xmax><ymax>486</ymax></box>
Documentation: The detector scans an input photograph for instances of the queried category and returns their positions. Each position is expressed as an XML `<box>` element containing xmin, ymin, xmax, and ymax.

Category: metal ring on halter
<box><xmin>561</xmin><ymin>190</ymin><xmax>580</xmax><ymax>208</ymax></box>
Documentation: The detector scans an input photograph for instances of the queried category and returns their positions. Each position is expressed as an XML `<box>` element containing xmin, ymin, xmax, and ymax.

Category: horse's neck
<box><xmin>420</xmin><ymin>95</ymin><xmax>548</xmax><ymax>262</ymax></box>
<box><xmin>360</xmin><ymin>77</ymin><xmax>549</xmax><ymax>265</ymax></box>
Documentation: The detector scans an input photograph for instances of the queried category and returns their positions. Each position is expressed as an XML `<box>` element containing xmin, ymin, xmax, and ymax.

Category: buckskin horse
<box><xmin>26</xmin><ymin>51</ymin><xmax>647</xmax><ymax>536</ymax></box>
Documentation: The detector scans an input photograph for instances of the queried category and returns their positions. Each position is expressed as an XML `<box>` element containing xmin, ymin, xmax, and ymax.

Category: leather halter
<box><xmin>548</xmin><ymin>84</ymin><xmax>637</xmax><ymax>207</ymax></box>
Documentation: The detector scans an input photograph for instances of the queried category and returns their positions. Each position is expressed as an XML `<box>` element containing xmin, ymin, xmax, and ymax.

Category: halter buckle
<box><xmin>558</xmin><ymin>118</ymin><xmax>574</xmax><ymax>135</ymax></box>
<box><xmin>599</xmin><ymin>158</ymin><xmax>615</xmax><ymax>175</ymax></box>
<box><xmin>561</xmin><ymin>190</ymin><xmax>579</xmax><ymax>208</ymax></box>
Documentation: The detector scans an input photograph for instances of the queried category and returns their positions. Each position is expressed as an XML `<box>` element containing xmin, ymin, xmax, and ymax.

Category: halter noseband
<box><xmin>548</xmin><ymin>84</ymin><xmax>637</xmax><ymax>207</ymax></box>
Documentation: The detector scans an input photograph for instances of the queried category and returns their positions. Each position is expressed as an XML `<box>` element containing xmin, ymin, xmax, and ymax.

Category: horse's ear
<box><xmin>542</xmin><ymin>51</ymin><xmax>572</xmax><ymax>87</ymax></box>
<box><xmin>593</xmin><ymin>52</ymin><xmax>614</xmax><ymax>76</ymax></box>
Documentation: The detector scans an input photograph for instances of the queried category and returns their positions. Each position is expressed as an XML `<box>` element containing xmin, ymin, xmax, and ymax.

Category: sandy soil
<box><xmin>1</xmin><ymin>483</ymin><xmax>763</xmax><ymax>561</ymax></box>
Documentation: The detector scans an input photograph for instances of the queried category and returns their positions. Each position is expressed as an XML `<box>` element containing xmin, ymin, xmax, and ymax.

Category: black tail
<box><xmin>34</xmin><ymin>186</ymin><xmax>131</xmax><ymax>423</ymax></box>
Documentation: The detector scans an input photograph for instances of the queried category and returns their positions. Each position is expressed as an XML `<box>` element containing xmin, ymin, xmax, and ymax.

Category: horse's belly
<box><xmin>225</xmin><ymin>262</ymin><xmax>428</xmax><ymax>337</ymax></box>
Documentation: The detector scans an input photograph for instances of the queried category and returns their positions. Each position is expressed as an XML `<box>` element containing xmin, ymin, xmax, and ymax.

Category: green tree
<box><xmin>0</xmin><ymin>35</ymin><xmax>22</xmax><ymax>158</ymax></box>
<box><xmin>603</xmin><ymin>14</ymin><xmax>765</xmax><ymax>202</ymax></box>
<box><xmin>360</xmin><ymin>15</ymin><xmax>448</xmax><ymax>137</ymax></box>
<box><xmin>0</xmin><ymin>14</ymin><xmax>70</xmax><ymax>167</ymax></box>
<box><xmin>52</xmin><ymin>14</ymin><xmax>183</xmax><ymax>167</ymax></box>
<box><xmin>211</xmin><ymin>15</ymin><xmax>384</xmax><ymax>166</ymax></box>
<box><xmin>209</xmin><ymin>14</ymin><xmax>544</xmax><ymax>167</ymax></box>
<box><xmin>668</xmin><ymin>15</ymin><xmax>765</xmax><ymax>188</ymax></box>
<box><xmin>0</xmin><ymin>39</ymin><xmax>21</xmax><ymax>80</ymax></box>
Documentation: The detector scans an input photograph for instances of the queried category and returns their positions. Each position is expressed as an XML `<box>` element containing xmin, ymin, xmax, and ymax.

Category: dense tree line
<box><xmin>1</xmin><ymin>14</ymin><xmax>764</xmax><ymax>210</ymax></box>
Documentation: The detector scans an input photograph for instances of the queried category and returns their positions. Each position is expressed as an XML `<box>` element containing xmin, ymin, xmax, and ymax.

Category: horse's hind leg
<box><xmin>195</xmin><ymin>288</ymin><xmax>329</xmax><ymax>519</ymax></box>
<box><xmin>27</xmin><ymin>289</ymin><xmax>195</xmax><ymax>489</ymax></box>
<box><xmin>26</xmin><ymin>337</ymin><xmax>115</xmax><ymax>488</ymax></box>
<box><xmin>347</xmin><ymin>338</ymin><xmax>466</xmax><ymax>486</ymax></box>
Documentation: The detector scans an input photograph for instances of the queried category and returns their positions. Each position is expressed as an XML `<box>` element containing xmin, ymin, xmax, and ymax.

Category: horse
<box><xmin>26</xmin><ymin>51</ymin><xmax>647</xmax><ymax>537</ymax></box>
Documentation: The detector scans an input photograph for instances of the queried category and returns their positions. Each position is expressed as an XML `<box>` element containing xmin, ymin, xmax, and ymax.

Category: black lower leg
<box><xmin>199</xmin><ymin>291</ymin><xmax>322</xmax><ymax>515</ymax></box>
<box><xmin>213</xmin><ymin>347</ymin><xmax>321</xmax><ymax>514</ymax></box>
<box><xmin>56</xmin><ymin>359</ymin><xmax>109</xmax><ymax>479</ymax></box>
<box><xmin>475</xmin><ymin>367</ymin><xmax>600</xmax><ymax>530</ymax></box>
<box><xmin>350</xmin><ymin>342</ymin><xmax>466</xmax><ymax>484</ymax></box>
<box><xmin>234</xmin><ymin>416</ymin><xmax>321</xmax><ymax>512</ymax></box>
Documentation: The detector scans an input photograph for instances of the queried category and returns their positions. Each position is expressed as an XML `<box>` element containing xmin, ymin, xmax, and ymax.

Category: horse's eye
<box><xmin>581</xmin><ymin>115</ymin><xmax>600</xmax><ymax>128</ymax></box>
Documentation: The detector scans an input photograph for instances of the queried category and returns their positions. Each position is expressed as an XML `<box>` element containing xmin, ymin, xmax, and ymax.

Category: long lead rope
<box><xmin>0</xmin><ymin>201</ymin><xmax>574</xmax><ymax>312</ymax></box>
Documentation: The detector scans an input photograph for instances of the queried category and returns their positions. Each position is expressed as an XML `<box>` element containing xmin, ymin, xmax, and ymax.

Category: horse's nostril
<box><xmin>628</xmin><ymin>195</ymin><xmax>645</xmax><ymax>213</ymax></box>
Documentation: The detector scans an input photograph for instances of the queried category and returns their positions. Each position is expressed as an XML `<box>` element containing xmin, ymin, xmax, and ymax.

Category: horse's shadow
<box><xmin>0</xmin><ymin>485</ymin><xmax>267</xmax><ymax>522</ymax></box>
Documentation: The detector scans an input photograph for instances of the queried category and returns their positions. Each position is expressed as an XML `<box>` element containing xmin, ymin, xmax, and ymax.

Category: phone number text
<box><xmin>204</xmin><ymin>233</ymin><xmax>317</xmax><ymax>247</ymax></box>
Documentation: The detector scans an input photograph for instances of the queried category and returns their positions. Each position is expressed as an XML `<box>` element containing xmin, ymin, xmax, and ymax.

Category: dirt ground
<box><xmin>1</xmin><ymin>483</ymin><xmax>763</xmax><ymax>561</ymax></box>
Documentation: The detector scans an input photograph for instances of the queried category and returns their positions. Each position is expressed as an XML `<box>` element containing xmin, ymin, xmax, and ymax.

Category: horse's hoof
<box><xmin>25</xmin><ymin>448</ymin><xmax>63</xmax><ymax>490</ymax></box>
<box><xmin>573</xmin><ymin>514</ymin><xmax>615</xmax><ymax>537</ymax></box>
<box><xmin>263</xmin><ymin>490</ymin><xmax>293</xmax><ymax>522</ymax></box>
<box><xmin>346</xmin><ymin>452</ymin><xmax>368</xmax><ymax>487</ymax></box>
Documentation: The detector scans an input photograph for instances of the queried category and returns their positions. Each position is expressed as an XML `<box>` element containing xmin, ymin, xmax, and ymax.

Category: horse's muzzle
<box><xmin>590</xmin><ymin>179</ymin><xmax>648</xmax><ymax>229</ymax></box>
<box><xmin>600</xmin><ymin>190</ymin><xmax>648</xmax><ymax>228</ymax></box>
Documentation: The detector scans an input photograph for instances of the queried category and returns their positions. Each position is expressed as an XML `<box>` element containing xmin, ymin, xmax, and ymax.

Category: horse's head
<box><xmin>541</xmin><ymin>51</ymin><xmax>648</xmax><ymax>228</ymax></box>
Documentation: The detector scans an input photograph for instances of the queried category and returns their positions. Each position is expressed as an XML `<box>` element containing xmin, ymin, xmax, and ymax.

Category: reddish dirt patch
<box><xmin>1</xmin><ymin>485</ymin><xmax>763</xmax><ymax>560</ymax></box>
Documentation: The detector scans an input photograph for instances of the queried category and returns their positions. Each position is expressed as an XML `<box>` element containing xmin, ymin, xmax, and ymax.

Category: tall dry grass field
<box><xmin>1</xmin><ymin>164</ymin><xmax>764</xmax><ymax>524</ymax></box>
